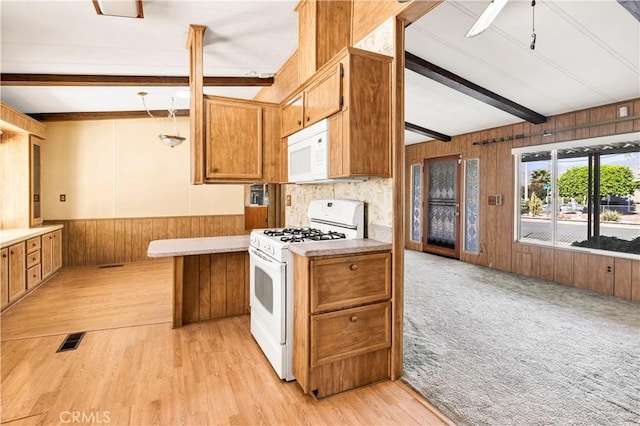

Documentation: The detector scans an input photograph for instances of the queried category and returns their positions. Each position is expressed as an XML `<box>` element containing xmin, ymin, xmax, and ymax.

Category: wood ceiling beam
<box><xmin>405</xmin><ymin>52</ymin><xmax>547</xmax><ymax>125</ymax></box>
<box><xmin>405</xmin><ymin>121</ymin><xmax>451</xmax><ymax>142</ymax></box>
<box><xmin>0</xmin><ymin>74</ymin><xmax>274</xmax><ymax>87</ymax></box>
<box><xmin>28</xmin><ymin>109</ymin><xmax>190</xmax><ymax>122</ymax></box>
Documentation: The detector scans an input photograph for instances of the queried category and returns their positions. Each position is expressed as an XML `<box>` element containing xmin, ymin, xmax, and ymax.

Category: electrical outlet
<box><xmin>286</xmin><ymin>194</ymin><xmax>292</xmax><ymax>207</ymax></box>
<box><xmin>60</xmin><ymin>194</ymin><xmax>66</xmax><ymax>202</ymax></box>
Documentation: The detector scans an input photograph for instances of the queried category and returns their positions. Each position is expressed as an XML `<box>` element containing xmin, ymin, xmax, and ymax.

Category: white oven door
<box><xmin>249</xmin><ymin>246</ymin><xmax>286</xmax><ymax>344</ymax></box>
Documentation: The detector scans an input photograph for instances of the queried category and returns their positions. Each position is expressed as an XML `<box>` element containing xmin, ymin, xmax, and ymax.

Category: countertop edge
<box><xmin>147</xmin><ymin>235</ymin><xmax>250</xmax><ymax>258</ymax></box>
<box><xmin>288</xmin><ymin>239</ymin><xmax>392</xmax><ymax>257</ymax></box>
<box><xmin>0</xmin><ymin>224</ymin><xmax>65</xmax><ymax>248</ymax></box>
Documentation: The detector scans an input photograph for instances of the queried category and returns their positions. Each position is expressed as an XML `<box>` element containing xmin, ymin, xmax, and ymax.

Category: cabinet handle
<box><xmin>297</xmin><ymin>120</ymin><xmax>302</xmax><ymax>125</ymax></box>
<box><xmin>349</xmin><ymin>264</ymin><xmax>358</xmax><ymax>271</ymax></box>
<box><xmin>350</xmin><ymin>315</ymin><xmax>358</xmax><ymax>322</ymax></box>
<box><xmin>2</xmin><ymin>254</ymin><xmax>6</xmax><ymax>258</ymax></box>
<box><xmin>306</xmin><ymin>116</ymin><xmax>310</xmax><ymax>122</ymax></box>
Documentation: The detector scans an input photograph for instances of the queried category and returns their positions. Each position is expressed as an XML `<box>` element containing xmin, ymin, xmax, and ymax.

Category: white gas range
<box><xmin>248</xmin><ymin>199</ymin><xmax>364</xmax><ymax>381</ymax></box>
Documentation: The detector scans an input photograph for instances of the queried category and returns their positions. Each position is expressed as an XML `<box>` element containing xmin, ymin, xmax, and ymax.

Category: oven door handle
<box><xmin>249</xmin><ymin>246</ymin><xmax>283</xmax><ymax>270</ymax></box>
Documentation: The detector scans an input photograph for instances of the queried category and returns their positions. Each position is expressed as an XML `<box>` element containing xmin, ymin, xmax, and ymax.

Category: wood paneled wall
<box><xmin>181</xmin><ymin>252</ymin><xmax>249</xmax><ymax>326</ymax></box>
<box><xmin>405</xmin><ymin>98</ymin><xmax>640</xmax><ymax>302</ymax></box>
<box><xmin>46</xmin><ymin>214</ymin><xmax>245</xmax><ymax>268</ymax></box>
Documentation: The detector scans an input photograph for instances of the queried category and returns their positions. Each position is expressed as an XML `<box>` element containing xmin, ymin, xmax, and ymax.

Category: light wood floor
<box><xmin>1</xmin><ymin>261</ymin><xmax>452</xmax><ymax>425</ymax></box>
<box><xmin>1</xmin><ymin>260</ymin><xmax>172</xmax><ymax>341</ymax></box>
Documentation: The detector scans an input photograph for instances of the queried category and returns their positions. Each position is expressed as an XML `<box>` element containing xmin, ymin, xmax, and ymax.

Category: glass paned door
<box><xmin>423</xmin><ymin>155</ymin><xmax>461</xmax><ymax>259</ymax></box>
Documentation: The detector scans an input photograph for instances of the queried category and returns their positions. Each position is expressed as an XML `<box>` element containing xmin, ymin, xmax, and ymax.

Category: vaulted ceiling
<box><xmin>1</xmin><ymin>1</ymin><xmax>638</xmax><ymax>145</ymax></box>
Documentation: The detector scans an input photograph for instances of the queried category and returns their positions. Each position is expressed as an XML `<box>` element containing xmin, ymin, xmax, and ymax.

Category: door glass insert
<box><xmin>254</xmin><ymin>266</ymin><xmax>273</xmax><ymax>313</ymax></box>
<box><xmin>427</xmin><ymin>160</ymin><xmax>457</xmax><ymax>249</ymax></box>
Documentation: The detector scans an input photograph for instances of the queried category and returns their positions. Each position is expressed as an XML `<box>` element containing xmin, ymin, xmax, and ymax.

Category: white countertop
<box><xmin>288</xmin><ymin>239</ymin><xmax>392</xmax><ymax>257</ymax></box>
<box><xmin>147</xmin><ymin>235</ymin><xmax>250</xmax><ymax>257</ymax></box>
<box><xmin>0</xmin><ymin>224</ymin><xmax>64</xmax><ymax>248</ymax></box>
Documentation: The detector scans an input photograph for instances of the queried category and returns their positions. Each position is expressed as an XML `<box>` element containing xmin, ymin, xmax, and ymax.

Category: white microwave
<box><xmin>287</xmin><ymin>119</ymin><xmax>329</xmax><ymax>183</ymax></box>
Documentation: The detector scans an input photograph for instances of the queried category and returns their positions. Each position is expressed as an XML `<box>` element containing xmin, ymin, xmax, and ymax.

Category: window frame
<box><xmin>512</xmin><ymin>132</ymin><xmax>640</xmax><ymax>258</ymax></box>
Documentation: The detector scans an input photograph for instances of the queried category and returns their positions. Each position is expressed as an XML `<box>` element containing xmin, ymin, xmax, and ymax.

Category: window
<box><xmin>514</xmin><ymin>133</ymin><xmax>640</xmax><ymax>256</ymax></box>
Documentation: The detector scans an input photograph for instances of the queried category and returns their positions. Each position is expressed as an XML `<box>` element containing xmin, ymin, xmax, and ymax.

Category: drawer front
<box><xmin>311</xmin><ymin>252</ymin><xmax>390</xmax><ymax>313</ymax></box>
<box><xmin>27</xmin><ymin>265</ymin><xmax>42</xmax><ymax>289</ymax></box>
<box><xmin>26</xmin><ymin>249</ymin><xmax>41</xmax><ymax>269</ymax></box>
<box><xmin>311</xmin><ymin>301</ymin><xmax>390</xmax><ymax>367</ymax></box>
<box><xmin>26</xmin><ymin>237</ymin><xmax>41</xmax><ymax>253</ymax></box>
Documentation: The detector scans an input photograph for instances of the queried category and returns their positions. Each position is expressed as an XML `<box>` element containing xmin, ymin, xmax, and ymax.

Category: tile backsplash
<box><xmin>285</xmin><ymin>177</ymin><xmax>393</xmax><ymax>240</ymax></box>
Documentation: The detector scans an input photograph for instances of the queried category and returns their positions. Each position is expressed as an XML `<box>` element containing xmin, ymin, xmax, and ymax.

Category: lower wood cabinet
<box><xmin>1</xmin><ymin>228</ymin><xmax>64</xmax><ymax>312</ymax></box>
<box><xmin>294</xmin><ymin>250</ymin><xmax>392</xmax><ymax>398</ymax></box>
<box><xmin>41</xmin><ymin>229</ymin><xmax>62</xmax><ymax>280</ymax></box>
<box><xmin>7</xmin><ymin>242</ymin><xmax>26</xmax><ymax>304</ymax></box>
<box><xmin>1</xmin><ymin>248</ymin><xmax>9</xmax><ymax>309</ymax></box>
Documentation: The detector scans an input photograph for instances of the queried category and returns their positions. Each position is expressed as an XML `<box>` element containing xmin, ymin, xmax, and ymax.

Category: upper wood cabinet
<box><xmin>281</xmin><ymin>93</ymin><xmax>304</xmax><ymax>137</ymax></box>
<box><xmin>296</xmin><ymin>0</ymin><xmax>352</xmax><ymax>83</ymax></box>
<box><xmin>30</xmin><ymin>136</ymin><xmax>43</xmax><ymax>227</ymax></box>
<box><xmin>282</xmin><ymin>47</ymin><xmax>392</xmax><ymax>178</ymax></box>
<box><xmin>0</xmin><ymin>133</ymin><xmax>44</xmax><ymax>229</ymax></box>
<box><xmin>329</xmin><ymin>49</ymin><xmax>392</xmax><ymax>178</ymax></box>
<box><xmin>280</xmin><ymin>63</ymin><xmax>342</xmax><ymax>138</ymax></box>
<box><xmin>201</xmin><ymin>96</ymin><xmax>282</xmax><ymax>183</ymax></box>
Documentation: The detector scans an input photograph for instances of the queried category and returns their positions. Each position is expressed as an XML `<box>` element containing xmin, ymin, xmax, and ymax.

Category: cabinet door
<box><xmin>281</xmin><ymin>93</ymin><xmax>304</xmax><ymax>138</ymax></box>
<box><xmin>304</xmin><ymin>63</ymin><xmax>342</xmax><ymax>127</ymax></box>
<box><xmin>8</xmin><ymin>242</ymin><xmax>25</xmax><ymax>303</ymax></box>
<box><xmin>1</xmin><ymin>248</ymin><xmax>8</xmax><ymax>310</ymax></box>
<box><xmin>42</xmin><ymin>232</ymin><xmax>54</xmax><ymax>279</ymax></box>
<box><xmin>343</xmin><ymin>53</ymin><xmax>391</xmax><ymax>177</ymax></box>
<box><xmin>30</xmin><ymin>136</ymin><xmax>43</xmax><ymax>227</ymax></box>
<box><xmin>52</xmin><ymin>229</ymin><xmax>63</xmax><ymax>272</ymax></box>
<box><xmin>27</xmin><ymin>265</ymin><xmax>42</xmax><ymax>290</ymax></box>
<box><xmin>205</xmin><ymin>99</ymin><xmax>263</xmax><ymax>180</ymax></box>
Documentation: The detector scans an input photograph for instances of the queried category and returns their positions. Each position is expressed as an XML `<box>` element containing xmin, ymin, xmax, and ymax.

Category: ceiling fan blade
<box><xmin>465</xmin><ymin>0</ymin><xmax>509</xmax><ymax>38</ymax></box>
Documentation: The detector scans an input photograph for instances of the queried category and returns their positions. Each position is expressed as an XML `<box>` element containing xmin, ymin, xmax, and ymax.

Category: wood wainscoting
<box><xmin>46</xmin><ymin>214</ymin><xmax>245</xmax><ymax>268</ymax></box>
<box><xmin>176</xmin><ymin>251</ymin><xmax>249</xmax><ymax>327</ymax></box>
<box><xmin>512</xmin><ymin>243</ymin><xmax>640</xmax><ymax>301</ymax></box>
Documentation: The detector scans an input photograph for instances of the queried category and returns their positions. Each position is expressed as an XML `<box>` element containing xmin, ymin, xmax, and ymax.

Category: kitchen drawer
<box><xmin>27</xmin><ymin>264</ymin><xmax>42</xmax><ymax>289</ymax></box>
<box><xmin>26</xmin><ymin>236</ymin><xmax>41</xmax><ymax>253</ymax></box>
<box><xmin>310</xmin><ymin>301</ymin><xmax>390</xmax><ymax>367</ymax></box>
<box><xmin>310</xmin><ymin>252</ymin><xmax>390</xmax><ymax>313</ymax></box>
<box><xmin>26</xmin><ymin>249</ymin><xmax>41</xmax><ymax>269</ymax></box>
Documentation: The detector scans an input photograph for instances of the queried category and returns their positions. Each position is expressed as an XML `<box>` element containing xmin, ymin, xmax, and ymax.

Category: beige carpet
<box><xmin>403</xmin><ymin>250</ymin><xmax>640</xmax><ymax>426</ymax></box>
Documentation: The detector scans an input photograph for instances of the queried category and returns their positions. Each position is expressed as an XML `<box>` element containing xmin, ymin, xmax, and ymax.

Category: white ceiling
<box><xmin>1</xmin><ymin>1</ymin><xmax>639</xmax><ymax>145</ymax></box>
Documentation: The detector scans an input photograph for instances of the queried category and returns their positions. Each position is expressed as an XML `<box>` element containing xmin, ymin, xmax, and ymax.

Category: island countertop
<box><xmin>288</xmin><ymin>238</ymin><xmax>392</xmax><ymax>257</ymax></box>
<box><xmin>147</xmin><ymin>235</ymin><xmax>250</xmax><ymax>257</ymax></box>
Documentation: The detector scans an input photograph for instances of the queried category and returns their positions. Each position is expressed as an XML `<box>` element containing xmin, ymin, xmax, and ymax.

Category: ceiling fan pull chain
<box><xmin>530</xmin><ymin>0</ymin><xmax>537</xmax><ymax>50</ymax></box>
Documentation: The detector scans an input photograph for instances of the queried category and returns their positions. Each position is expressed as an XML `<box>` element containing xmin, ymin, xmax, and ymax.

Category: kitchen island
<box><xmin>147</xmin><ymin>235</ymin><xmax>391</xmax><ymax>330</ymax></box>
<box><xmin>148</xmin><ymin>235</ymin><xmax>250</xmax><ymax>327</ymax></box>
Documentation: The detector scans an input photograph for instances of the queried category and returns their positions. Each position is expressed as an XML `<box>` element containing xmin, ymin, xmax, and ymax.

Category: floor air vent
<box><xmin>57</xmin><ymin>332</ymin><xmax>85</xmax><ymax>353</ymax></box>
<box><xmin>98</xmin><ymin>264</ymin><xmax>124</xmax><ymax>269</ymax></box>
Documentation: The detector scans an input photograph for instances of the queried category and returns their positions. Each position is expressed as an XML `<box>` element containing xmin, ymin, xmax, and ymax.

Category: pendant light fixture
<box><xmin>137</xmin><ymin>92</ymin><xmax>186</xmax><ymax>148</ymax></box>
<box><xmin>530</xmin><ymin>0</ymin><xmax>537</xmax><ymax>50</ymax></box>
